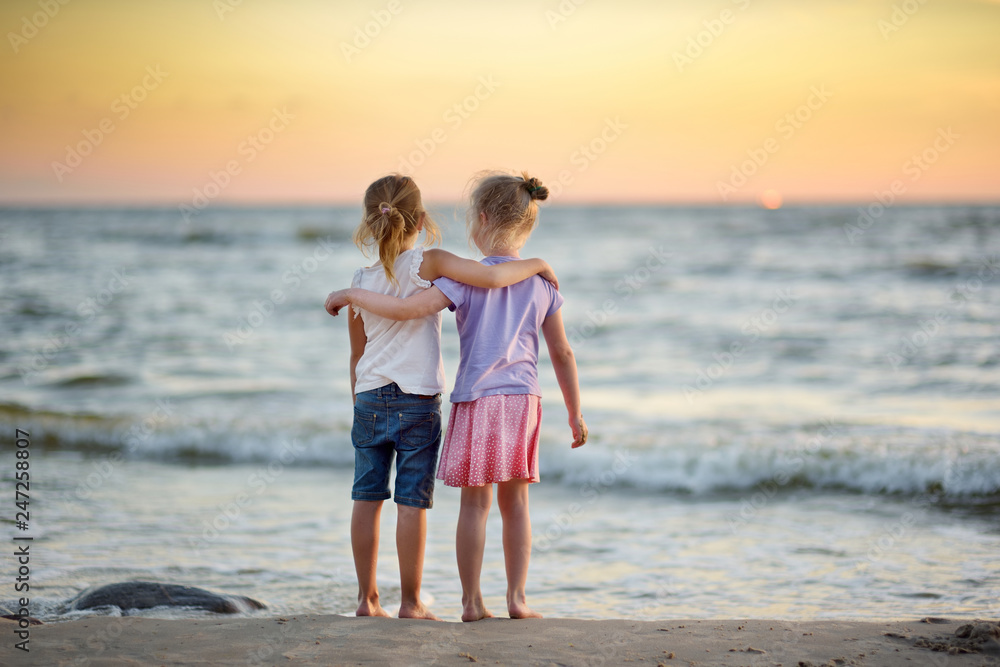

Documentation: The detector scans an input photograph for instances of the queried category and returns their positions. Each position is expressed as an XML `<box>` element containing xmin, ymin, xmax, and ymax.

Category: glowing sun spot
<box><xmin>760</xmin><ymin>189</ymin><xmax>783</xmax><ymax>209</ymax></box>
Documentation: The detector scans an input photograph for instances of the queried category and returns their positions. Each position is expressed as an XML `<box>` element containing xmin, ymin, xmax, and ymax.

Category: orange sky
<box><xmin>1</xmin><ymin>0</ymin><xmax>998</xmax><ymax>205</ymax></box>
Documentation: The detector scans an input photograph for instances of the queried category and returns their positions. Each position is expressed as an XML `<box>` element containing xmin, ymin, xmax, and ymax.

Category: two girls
<box><xmin>327</xmin><ymin>172</ymin><xmax>585</xmax><ymax>621</ymax></box>
<box><xmin>335</xmin><ymin>174</ymin><xmax>557</xmax><ymax>619</ymax></box>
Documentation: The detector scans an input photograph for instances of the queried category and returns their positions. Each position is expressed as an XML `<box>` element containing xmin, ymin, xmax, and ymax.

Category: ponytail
<box><xmin>354</xmin><ymin>175</ymin><xmax>440</xmax><ymax>286</ymax></box>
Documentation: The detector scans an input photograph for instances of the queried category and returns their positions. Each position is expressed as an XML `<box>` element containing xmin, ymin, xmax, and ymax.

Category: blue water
<box><xmin>1</xmin><ymin>204</ymin><xmax>998</xmax><ymax>622</ymax></box>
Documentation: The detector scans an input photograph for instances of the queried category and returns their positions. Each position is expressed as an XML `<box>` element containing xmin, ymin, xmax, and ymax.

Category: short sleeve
<box><xmin>545</xmin><ymin>280</ymin><xmax>564</xmax><ymax>318</ymax></box>
<box><xmin>432</xmin><ymin>276</ymin><xmax>465</xmax><ymax>312</ymax></box>
<box><xmin>350</xmin><ymin>268</ymin><xmax>364</xmax><ymax>319</ymax></box>
<box><xmin>409</xmin><ymin>247</ymin><xmax>432</xmax><ymax>289</ymax></box>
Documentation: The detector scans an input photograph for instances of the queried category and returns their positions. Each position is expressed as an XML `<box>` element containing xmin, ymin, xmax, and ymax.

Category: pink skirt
<box><xmin>437</xmin><ymin>394</ymin><xmax>541</xmax><ymax>487</ymax></box>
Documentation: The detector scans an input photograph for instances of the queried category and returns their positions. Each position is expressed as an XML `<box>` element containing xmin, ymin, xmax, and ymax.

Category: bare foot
<box><xmin>398</xmin><ymin>602</ymin><xmax>441</xmax><ymax>621</ymax></box>
<box><xmin>461</xmin><ymin>597</ymin><xmax>494</xmax><ymax>622</ymax></box>
<box><xmin>507</xmin><ymin>600</ymin><xmax>543</xmax><ymax>619</ymax></box>
<box><xmin>507</xmin><ymin>591</ymin><xmax>543</xmax><ymax>619</ymax></box>
<box><xmin>356</xmin><ymin>600</ymin><xmax>391</xmax><ymax>617</ymax></box>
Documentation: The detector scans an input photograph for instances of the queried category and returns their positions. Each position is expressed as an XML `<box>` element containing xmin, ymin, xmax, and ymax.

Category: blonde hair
<box><xmin>467</xmin><ymin>171</ymin><xmax>548</xmax><ymax>253</ymax></box>
<box><xmin>354</xmin><ymin>174</ymin><xmax>441</xmax><ymax>286</ymax></box>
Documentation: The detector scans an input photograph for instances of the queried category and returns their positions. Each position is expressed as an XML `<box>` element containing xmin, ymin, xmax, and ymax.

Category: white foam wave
<box><xmin>539</xmin><ymin>426</ymin><xmax>1000</xmax><ymax>499</ymax></box>
<box><xmin>6</xmin><ymin>405</ymin><xmax>998</xmax><ymax>499</ymax></box>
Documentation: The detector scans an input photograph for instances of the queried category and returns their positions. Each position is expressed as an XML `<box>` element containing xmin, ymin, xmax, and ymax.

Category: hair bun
<box><xmin>378</xmin><ymin>202</ymin><xmax>393</xmax><ymax>216</ymax></box>
<box><xmin>524</xmin><ymin>177</ymin><xmax>549</xmax><ymax>201</ymax></box>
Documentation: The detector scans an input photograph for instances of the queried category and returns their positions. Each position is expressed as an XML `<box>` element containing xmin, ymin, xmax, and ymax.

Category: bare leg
<box><xmin>351</xmin><ymin>500</ymin><xmax>391</xmax><ymax>617</ymax></box>
<box><xmin>395</xmin><ymin>504</ymin><xmax>440</xmax><ymax>620</ymax></box>
<box><xmin>497</xmin><ymin>480</ymin><xmax>542</xmax><ymax>619</ymax></box>
<box><xmin>456</xmin><ymin>485</ymin><xmax>495</xmax><ymax>622</ymax></box>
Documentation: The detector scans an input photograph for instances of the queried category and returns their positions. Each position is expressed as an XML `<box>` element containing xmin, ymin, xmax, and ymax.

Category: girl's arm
<box><xmin>347</xmin><ymin>305</ymin><xmax>367</xmax><ymax>403</ymax></box>
<box><xmin>540</xmin><ymin>310</ymin><xmax>588</xmax><ymax>448</ymax></box>
<box><xmin>326</xmin><ymin>285</ymin><xmax>452</xmax><ymax>322</ymax></box>
<box><xmin>420</xmin><ymin>249</ymin><xmax>559</xmax><ymax>290</ymax></box>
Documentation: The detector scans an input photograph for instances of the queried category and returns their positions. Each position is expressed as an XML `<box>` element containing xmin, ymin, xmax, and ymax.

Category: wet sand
<box><xmin>4</xmin><ymin>615</ymin><xmax>999</xmax><ymax>666</ymax></box>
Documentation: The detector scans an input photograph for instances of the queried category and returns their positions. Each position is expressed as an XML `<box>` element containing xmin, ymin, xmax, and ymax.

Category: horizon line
<box><xmin>2</xmin><ymin>197</ymin><xmax>999</xmax><ymax>210</ymax></box>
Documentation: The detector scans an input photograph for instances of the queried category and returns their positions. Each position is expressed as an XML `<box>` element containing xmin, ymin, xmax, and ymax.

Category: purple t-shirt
<box><xmin>434</xmin><ymin>256</ymin><xmax>564</xmax><ymax>404</ymax></box>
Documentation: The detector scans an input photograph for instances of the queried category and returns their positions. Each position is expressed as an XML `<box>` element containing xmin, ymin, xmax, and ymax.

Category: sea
<box><xmin>0</xmin><ymin>203</ymin><xmax>998</xmax><ymax>624</ymax></box>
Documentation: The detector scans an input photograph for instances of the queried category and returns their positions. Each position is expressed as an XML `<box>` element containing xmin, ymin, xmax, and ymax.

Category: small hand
<box><xmin>570</xmin><ymin>414</ymin><xmax>587</xmax><ymax>448</ymax></box>
<box><xmin>538</xmin><ymin>262</ymin><xmax>560</xmax><ymax>291</ymax></box>
<box><xmin>325</xmin><ymin>289</ymin><xmax>351</xmax><ymax>316</ymax></box>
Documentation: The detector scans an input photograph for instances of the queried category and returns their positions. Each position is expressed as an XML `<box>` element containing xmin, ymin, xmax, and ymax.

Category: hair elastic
<box><xmin>380</xmin><ymin>205</ymin><xmax>391</xmax><ymax>214</ymax></box>
<box><xmin>528</xmin><ymin>185</ymin><xmax>543</xmax><ymax>193</ymax></box>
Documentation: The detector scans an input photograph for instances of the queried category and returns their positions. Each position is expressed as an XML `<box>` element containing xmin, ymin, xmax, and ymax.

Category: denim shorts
<box><xmin>351</xmin><ymin>383</ymin><xmax>442</xmax><ymax>509</ymax></box>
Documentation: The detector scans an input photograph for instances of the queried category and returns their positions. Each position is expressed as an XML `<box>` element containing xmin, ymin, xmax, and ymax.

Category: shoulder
<box><xmin>420</xmin><ymin>248</ymin><xmax>461</xmax><ymax>273</ymax></box>
<box><xmin>422</xmin><ymin>248</ymin><xmax>451</xmax><ymax>261</ymax></box>
<box><xmin>406</xmin><ymin>247</ymin><xmax>432</xmax><ymax>289</ymax></box>
<box><xmin>537</xmin><ymin>275</ymin><xmax>564</xmax><ymax>311</ymax></box>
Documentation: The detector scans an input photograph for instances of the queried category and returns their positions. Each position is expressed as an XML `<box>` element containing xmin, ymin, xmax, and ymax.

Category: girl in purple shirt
<box><xmin>327</xmin><ymin>171</ymin><xmax>587</xmax><ymax>622</ymax></box>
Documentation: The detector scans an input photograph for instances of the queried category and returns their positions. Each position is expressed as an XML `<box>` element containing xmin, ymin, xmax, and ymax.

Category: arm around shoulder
<box><xmin>421</xmin><ymin>249</ymin><xmax>557</xmax><ymax>289</ymax></box>
<box><xmin>340</xmin><ymin>286</ymin><xmax>451</xmax><ymax>321</ymax></box>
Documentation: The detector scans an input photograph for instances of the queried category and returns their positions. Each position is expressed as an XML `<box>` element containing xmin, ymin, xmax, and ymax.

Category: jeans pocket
<box><xmin>399</xmin><ymin>412</ymin><xmax>441</xmax><ymax>451</ymax></box>
<box><xmin>352</xmin><ymin>408</ymin><xmax>377</xmax><ymax>446</ymax></box>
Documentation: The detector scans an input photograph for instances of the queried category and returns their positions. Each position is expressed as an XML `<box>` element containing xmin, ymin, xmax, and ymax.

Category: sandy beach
<box><xmin>5</xmin><ymin>615</ymin><xmax>999</xmax><ymax>666</ymax></box>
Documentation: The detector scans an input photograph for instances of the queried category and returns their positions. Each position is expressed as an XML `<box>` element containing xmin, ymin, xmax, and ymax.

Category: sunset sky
<box><xmin>1</xmin><ymin>0</ymin><xmax>998</xmax><ymax>205</ymax></box>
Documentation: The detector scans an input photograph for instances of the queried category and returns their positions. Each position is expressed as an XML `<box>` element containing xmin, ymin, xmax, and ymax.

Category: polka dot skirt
<box><xmin>437</xmin><ymin>394</ymin><xmax>541</xmax><ymax>487</ymax></box>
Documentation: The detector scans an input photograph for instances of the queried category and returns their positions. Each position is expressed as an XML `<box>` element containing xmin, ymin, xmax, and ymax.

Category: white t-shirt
<box><xmin>351</xmin><ymin>247</ymin><xmax>446</xmax><ymax>396</ymax></box>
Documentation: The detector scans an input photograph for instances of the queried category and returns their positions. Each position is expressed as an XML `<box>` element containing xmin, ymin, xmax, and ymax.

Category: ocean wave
<box><xmin>902</xmin><ymin>258</ymin><xmax>962</xmax><ymax>278</ymax></box>
<box><xmin>0</xmin><ymin>402</ymin><xmax>356</xmax><ymax>467</ymax></box>
<box><xmin>539</xmin><ymin>424</ymin><xmax>1000</xmax><ymax>501</ymax></box>
<box><xmin>53</xmin><ymin>373</ymin><xmax>134</xmax><ymax>388</ymax></box>
<box><xmin>5</xmin><ymin>403</ymin><xmax>997</xmax><ymax>502</ymax></box>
